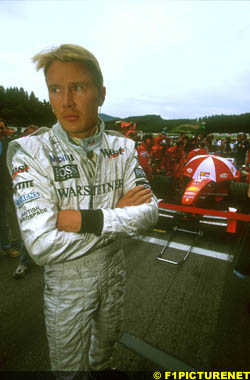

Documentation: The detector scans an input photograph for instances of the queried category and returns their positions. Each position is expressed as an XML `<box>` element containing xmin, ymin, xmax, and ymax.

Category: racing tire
<box><xmin>150</xmin><ymin>175</ymin><xmax>174</xmax><ymax>200</ymax></box>
<box><xmin>229</xmin><ymin>182</ymin><xmax>249</xmax><ymax>203</ymax></box>
<box><xmin>229</xmin><ymin>182</ymin><xmax>250</xmax><ymax>213</ymax></box>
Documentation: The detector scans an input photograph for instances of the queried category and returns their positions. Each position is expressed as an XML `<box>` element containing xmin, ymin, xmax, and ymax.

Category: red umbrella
<box><xmin>186</xmin><ymin>148</ymin><xmax>208</xmax><ymax>163</ymax></box>
<box><xmin>184</xmin><ymin>154</ymin><xmax>237</xmax><ymax>182</ymax></box>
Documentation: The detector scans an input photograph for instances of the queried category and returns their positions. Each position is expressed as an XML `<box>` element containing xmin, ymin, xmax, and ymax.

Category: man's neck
<box><xmin>69</xmin><ymin>124</ymin><xmax>99</xmax><ymax>142</ymax></box>
<box><xmin>68</xmin><ymin>124</ymin><xmax>99</xmax><ymax>140</ymax></box>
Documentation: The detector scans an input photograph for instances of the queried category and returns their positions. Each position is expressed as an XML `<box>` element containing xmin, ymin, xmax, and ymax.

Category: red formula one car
<box><xmin>151</xmin><ymin>152</ymin><xmax>250</xmax><ymax>235</ymax></box>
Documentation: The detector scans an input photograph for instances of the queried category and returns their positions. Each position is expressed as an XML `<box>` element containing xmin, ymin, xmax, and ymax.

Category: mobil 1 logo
<box><xmin>53</xmin><ymin>164</ymin><xmax>80</xmax><ymax>182</ymax></box>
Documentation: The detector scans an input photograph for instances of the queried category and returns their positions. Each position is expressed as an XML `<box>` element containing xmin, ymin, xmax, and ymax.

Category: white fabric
<box><xmin>7</xmin><ymin>118</ymin><xmax>158</xmax><ymax>266</ymax></box>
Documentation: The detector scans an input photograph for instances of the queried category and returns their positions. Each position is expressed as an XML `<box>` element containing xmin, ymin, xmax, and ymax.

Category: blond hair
<box><xmin>32</xmin><ymin>44</ymin><xmax>104</xmax><ymax>92</ymax></box>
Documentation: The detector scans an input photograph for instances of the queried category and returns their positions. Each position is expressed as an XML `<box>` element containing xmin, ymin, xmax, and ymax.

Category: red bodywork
<box><xmin>181</xmin><ymin>178</ymin><xmax>213</xmax><ymax>206</ymax></box>
<box><xmin>149</xmin><ymin>149</ymin><xmax>250</xmax><ymax>234</ymax></box>
<box><xmin>158</xmin><ymin>200</ymin><xmax>250</xmax><ymax>233</ymax></box>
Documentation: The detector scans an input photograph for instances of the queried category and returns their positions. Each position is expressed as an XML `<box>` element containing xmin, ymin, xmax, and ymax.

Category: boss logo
<box><xmin>53</xmin><ymin>164</ymin><xmax>80</xmax><ymax>182</ymax></box>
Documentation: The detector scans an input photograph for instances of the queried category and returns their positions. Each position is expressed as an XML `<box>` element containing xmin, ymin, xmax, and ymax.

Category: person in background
<box><xmin>209</xmin><ymin>134</ymin><xmax>217</xmax><ymax>152</ymax></box>
<box><xmin>13</xmin><ymin>125</ymin><xmax>40</xmax><ymax>279</ymax></box>
<box><xmin>151</xmin><ymin>137</ymin><xmax>170</xmax><ymax>175</ymax></box>
<box><xmin>216</xmin><ymin>137</ymin><xmax>222</xmax><ymax>152</ymax></box>
<box><xmin>23</xmin><ymin>125</ymin><xmax>40</xmax><ymax>136</ymax></box>
<box><xmin>7</xmin><ymin>44</ymin><xmax>158</xmax><ymax>379</ymax></box>
<box><xmin>234</xmin><ymin>133</ymin><xmax>248</xmax><ymax>167</ymax></box>
<box><xmin>136</xmin><ymin>134</ymin><xmax>154</xmax><ymax>179</ymax></box>
<box><xmin>0</xmin><ymin>118</ymin><xmax>21</xmax><ymax>258</ymax></box>
<box><xmin>219</xmin><ymin>137</ymin><xmax>232</xmax><ymax>158</ymax></box>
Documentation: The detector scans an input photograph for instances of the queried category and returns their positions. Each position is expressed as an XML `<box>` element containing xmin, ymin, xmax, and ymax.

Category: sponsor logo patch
<box><xmin>187</xmin><ymin>186</ymin><xmax>198</xmax><ymax>191</ymax></box>
<box><xmin>200</xmin><ymin>171</ymin><xmax>210</xmax><ymax>177</ymax></box>
<box><xmin>14</xmin><ymin>180</ymin><xmax>34</xmax><ymax>193</ymax></box>
<box><xmin>16</xmin><ymin>192</ymin><xmax>41</xmax><ymax>208</ymax></box>
<box><xmin>53</xmin><ymin>164</ymin><xmax>80</xmax><ymax>182</ymax></box>
<box><xmin>219</xmin><ymin>173</ymin><xmax>229</xmax><ymax>179</ymax></box>
<box><xmin>49</xmin><ymin>153</ymin><xmax>74</xmax><ymax>163</ymax></box>
<box><xmin>12</xmin><ymin>164</ymin><xmax>30</xmax><ymax>179</ymax></box>
<box><xmin>134</xmin><ymin>167</ymin><xmax>146</xmax><ymax>179</ymax></box>
<box><xmin>56</xmin><ymin>179</ymin><xmax>124</xmax><ymax>198</ymax></box>
<box><xmin>20</xmin><ymin>206</ymin><xmax>48</xmax><ymax>223</ymax></box>
<box><xmin>184</xmin><ymin>191</ymin><xmax>196</xmax><ymax>196</ymax></box>
<box><xmin>100</xmin><ymin>148</ymin><xmax>125</xmax><ymax>159</ymax></box>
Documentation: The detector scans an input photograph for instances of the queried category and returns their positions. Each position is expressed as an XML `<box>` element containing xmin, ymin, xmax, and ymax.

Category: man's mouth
<box><xmin>63</xmin><ymin>115</ymin><xmax>79</xmax><ymax>121</ymax></box>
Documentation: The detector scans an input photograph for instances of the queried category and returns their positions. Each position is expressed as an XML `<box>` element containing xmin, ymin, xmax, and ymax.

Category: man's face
<box><xmin>47</xmin><ymin>61</ymin><xmax>106</xmax><ymax>138</ymax></box>
<box><xmin>0</xmin><ymin>121</ymin><xmax>7</xmax><ymax>137</ymax></box>
<box><xmin>145</xmin><ymin>138</ymin><xmax>152</xmax><ymax>150</ymax></box>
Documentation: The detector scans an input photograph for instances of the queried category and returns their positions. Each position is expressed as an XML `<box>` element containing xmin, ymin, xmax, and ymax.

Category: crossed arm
<box><xmin>57</xmin><ymin>185</ymin><xmax>152</xmax><ymax>233</ymax></box>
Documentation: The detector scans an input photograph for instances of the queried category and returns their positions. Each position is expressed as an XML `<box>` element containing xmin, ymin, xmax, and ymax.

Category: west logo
<box><xmin>56</xmin><ymin>179</ymin><xmax>123</xmax><ymax>198</ymax></box>
<box><xmin>12</xmin><ymin>164</ymin><xmax>30</xmax><ymax>179</ymax></box>
<box><xmin>49</xmin><ymin>153</ymin><xmax>74</xmax><ymax>163</ymax></box>
<box><xmin>14</xmin><ymin>180</ymin><xmax>34</xmax><ymax>193</ymax></box>
<box><xmin>100</xmin><ymin>148</ymin><xmax>125</xmax><ymax>159</ymax></box>
<box><xmin>53</xmin><ymin>164</ymin><xmax>80</xmax><ymax>182</ymax></box>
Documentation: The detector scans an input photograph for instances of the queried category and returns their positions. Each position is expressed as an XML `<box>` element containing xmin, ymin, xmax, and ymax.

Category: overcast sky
<box><xmin>1</xmin><ymin>0</ymin><xmax>250</xmax><ymax>120</ymax></box>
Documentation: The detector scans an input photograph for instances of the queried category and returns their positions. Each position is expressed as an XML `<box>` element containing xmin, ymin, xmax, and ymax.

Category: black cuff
<box><xmin>80</xmin><ymin>209</ymin><xmax>104</xmax><ymax>236</ymax></box>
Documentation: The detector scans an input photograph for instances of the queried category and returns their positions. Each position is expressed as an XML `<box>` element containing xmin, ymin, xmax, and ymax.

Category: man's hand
<box><xmin>57</xmin><ymin>210</ymin><xmax>81</xmax><ymax>232</ymax></box>
<box><xmin>116</xmin><ymin>185</ymin><xmax>152</xmax><ymax>208</ymax></box>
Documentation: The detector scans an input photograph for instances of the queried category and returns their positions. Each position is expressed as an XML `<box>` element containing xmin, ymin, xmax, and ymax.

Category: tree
<box><xmin>0</xmin><ymin>86</ymin><xmax>56</xmax><ymax>127</ymax></box>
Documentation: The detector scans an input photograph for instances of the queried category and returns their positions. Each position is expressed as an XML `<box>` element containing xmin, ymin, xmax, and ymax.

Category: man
<box><xmin>136</xmin><ymin>134</ymin><xmax>154</xmax><ymax>179</ymax></box>
<box><xmin>0</xmin><ymin>118</ymin><xmax>21</xmax><ymax>258</ymax></box>
<box><xmin>234</xmin><ymin>133</ymin><xmax>248</xmax><ymax>167</ymax></box>
<box><xmin>7</xmin><ymin>44</ymin><xmax>158</xmax><ymax>378</ymax></box>
<box><xmin>13</xmin><ymin>126</ymin><xmax>40</xmax><ymax>279</ymax></box>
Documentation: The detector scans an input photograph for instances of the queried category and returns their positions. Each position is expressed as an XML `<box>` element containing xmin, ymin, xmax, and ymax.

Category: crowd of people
<box><xmin>134</xmin><ymin>131</ymin><xmax>250</xmax><ymax>180</ymax></box>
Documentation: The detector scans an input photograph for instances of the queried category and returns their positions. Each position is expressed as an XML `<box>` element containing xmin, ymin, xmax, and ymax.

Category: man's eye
<box><xmin>73</xmin><ymin>85</ymin><xmax>84</xmax><ymax>92</ymax></box>
<box><xmin>50</xmin><ymin>88</ymin><xmax>61</xmax><ymax>93</ymax></box>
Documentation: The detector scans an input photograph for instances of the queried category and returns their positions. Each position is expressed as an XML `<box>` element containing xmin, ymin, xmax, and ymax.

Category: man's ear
<box><xmin>99</xmin><ymin>86</ymin><xmax>106</xmax><ymax>106</ymax></box>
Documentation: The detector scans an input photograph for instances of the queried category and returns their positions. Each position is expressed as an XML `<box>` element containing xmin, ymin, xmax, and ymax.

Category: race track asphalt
<box><xmin>0</xmin><ymin>229</ymin><xmax>250</xmax><ymax>378</ymax></box>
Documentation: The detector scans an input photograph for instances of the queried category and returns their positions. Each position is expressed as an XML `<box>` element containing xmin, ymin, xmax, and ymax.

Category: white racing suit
<box><xmin>7</xmin><ymin>118</ymin><xmax>158</xmax><ymax>376</ymax></box>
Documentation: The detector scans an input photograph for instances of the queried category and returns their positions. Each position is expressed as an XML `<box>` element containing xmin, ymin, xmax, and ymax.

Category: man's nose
<box><xmin>62</xmin><ymin>88</ymin><xmax>74</xmax><ymax>108</ymax></box>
